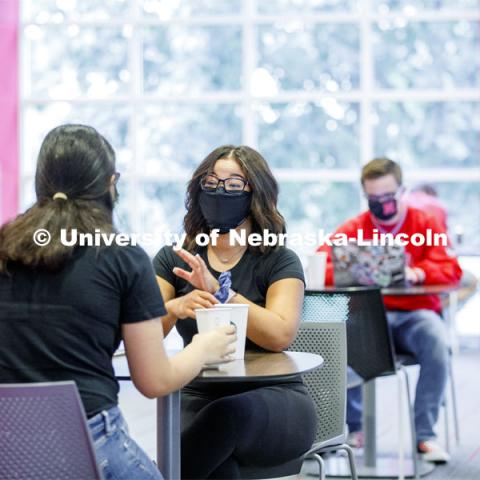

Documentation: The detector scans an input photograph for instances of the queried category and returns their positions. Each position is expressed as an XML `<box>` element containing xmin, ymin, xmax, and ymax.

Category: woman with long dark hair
<box><xmin>0</xmin><ymin>125</ymin><xmax>235</xmax><ymax>480</ymax></box>
<box><xmin>154</xmin><ymin>145</ymin><xmax>317</xmax><ymax>479</ymax></box>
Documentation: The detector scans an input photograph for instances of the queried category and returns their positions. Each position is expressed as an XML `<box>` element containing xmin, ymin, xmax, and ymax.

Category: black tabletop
<box><xmin>113</xmin><ymin>351</ymin><xmax>323</xmax><ymax>383</ymax></box>
<box><xmin>381</xmin><ymin>284</ymin><xmax>459</xmax><ymax>296</ymax></box>
<box><xmin>307</xmin><ymin>284</ymin><xmax>459</xmax><ymax>296</ymax></box>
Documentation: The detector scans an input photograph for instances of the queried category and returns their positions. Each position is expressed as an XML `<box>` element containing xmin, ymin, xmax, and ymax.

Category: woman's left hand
<box><xmin>173</xmin><ymin>248</ymin><xmax>219</xmax><ymax>294</ymax></box>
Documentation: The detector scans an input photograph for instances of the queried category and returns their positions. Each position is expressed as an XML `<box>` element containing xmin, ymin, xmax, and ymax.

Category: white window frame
<box><xmin>19</xmin><ymin>1</ymin><xmax>480</xmax><ymax>235</ymax></box>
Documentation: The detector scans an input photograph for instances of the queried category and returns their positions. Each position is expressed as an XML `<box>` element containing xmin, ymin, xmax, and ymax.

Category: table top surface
<box><xmin>381</xmin><ymin>284</ymin><xmax>459</xmax><ymax>296</ymax></box>
<box><xmin>307</xmin><ymin>284</ymin><xmax>459</xmax><ymax>296</ymax></box>
<box><xmin>114</xmin><ymin>351</ymin><xmax>323</xmax><ymax>383</ymax></box>
<box><xmin>196</xmin><ymin>351</ymin><xmax>323</xmax><ymax>382</ymax></box>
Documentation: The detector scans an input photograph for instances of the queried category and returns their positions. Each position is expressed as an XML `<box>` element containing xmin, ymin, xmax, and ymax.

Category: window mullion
<box><xmin>242</xmin><ymin>0</ymin><xmax>258</xmax><ymax>148</ymax></box>
<box><xmin>128</xmin><ymin>0</ymin><xmax>142</xmax><ymax>234</ymax></box>
<box><xmin>360</xmin><ymin>0</ymin><xmax>374</xmax><ymax>168</ymax></box>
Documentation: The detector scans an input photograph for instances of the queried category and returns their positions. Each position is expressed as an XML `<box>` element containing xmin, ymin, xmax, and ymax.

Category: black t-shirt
<box><xmin>0</xmin><ymin>245</ymin><xmax>166</xmax><ymax>418</ymax></box>
<box><xmin>153</xmin><ymin>245</ymin><xmax>305</xmax><ymax>351</ymax></box>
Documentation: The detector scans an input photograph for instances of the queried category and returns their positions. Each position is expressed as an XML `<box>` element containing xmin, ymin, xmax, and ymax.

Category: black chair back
<box><xmin>306</xmin><ymin>288</ymin><xmax>396</xmax><ymax>381</ymax></box>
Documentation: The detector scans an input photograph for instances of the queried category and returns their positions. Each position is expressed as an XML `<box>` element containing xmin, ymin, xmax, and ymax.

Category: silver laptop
<box><xmin>332</xmin><ymin>243</ymin><xmax>406</xmax><ymax>288</ymax></box>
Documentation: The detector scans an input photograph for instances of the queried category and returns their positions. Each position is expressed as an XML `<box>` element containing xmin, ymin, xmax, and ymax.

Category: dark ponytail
<box><xmin>0</xmin><ymin>124</ymin><xmax>117</xmax><ymax>272</ymax></box>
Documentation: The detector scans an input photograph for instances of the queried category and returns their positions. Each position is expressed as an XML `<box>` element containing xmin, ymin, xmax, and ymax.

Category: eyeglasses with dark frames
<box><xmin>200</xmin><ymin>173</ymin><xmax>249</xmax><ymax>194</ymax></box>
<box><xmin>364</xmin><ymin>186</ymin><xmax>404</xmax><ymax>201</ymax></box>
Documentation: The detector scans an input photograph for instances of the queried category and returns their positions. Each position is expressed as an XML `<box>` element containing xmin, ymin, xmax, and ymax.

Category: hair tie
<box><xmin>53</xmin><ymin>192</ymin><xmax>68</xmax><ymax>201</ymax></box>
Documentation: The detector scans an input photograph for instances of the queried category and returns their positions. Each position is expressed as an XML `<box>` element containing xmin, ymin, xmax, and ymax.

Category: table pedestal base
<box><xmin>318</xmin><ymin>453</ymin><xmax>435</xmax><ymax>478</ymax></box>
<box><xmin>157</xmin><ymin>391</ymin><xmax>181</xmax><ymax>480</ymax></box>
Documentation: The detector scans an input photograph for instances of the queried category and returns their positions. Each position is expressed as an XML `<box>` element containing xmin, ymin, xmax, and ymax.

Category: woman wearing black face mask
<box><xmin>153</xmin><ymin>145</ymin><xmax>317</xmax><ymax>479</ymax></box>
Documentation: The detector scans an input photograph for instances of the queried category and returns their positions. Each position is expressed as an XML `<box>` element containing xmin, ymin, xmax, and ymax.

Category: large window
<box><xmin>21</xmin><ymin>0</ymin><xmax>480</xmax><ymax>256</ymax></box>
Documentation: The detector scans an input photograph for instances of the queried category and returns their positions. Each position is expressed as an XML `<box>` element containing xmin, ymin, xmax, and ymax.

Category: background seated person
<box><xmin>317</xmin><ymin>157</ymin><xmax>462</xmax><ymax>464</ymax></box>
<box><xmin>405</xmin><ymin>183</ymin><xmax>449</xmax><ymax>232</ymax></box>
<box><xmin>405</xmin><ymin>183</ymin><xmax>478</xmax><ymax>309</ymax></box>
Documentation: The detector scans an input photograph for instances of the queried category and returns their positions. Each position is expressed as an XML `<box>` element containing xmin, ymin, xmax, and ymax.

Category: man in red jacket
<box><xmin>318</xmin><ymin>157</ymin><xmax>462</xmax><ymax>463</ymax></box>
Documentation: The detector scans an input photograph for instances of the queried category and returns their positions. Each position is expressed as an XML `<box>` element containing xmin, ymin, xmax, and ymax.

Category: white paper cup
<box><xmin>214</xmin><ymin>303</ymin><xmax>249</xmax><ymax>360</ymax></box>
<box><xmin>195</xmin><ymin>307</ymin><xmax>232</xmax><ymax>334</ymax></box>
<box><xmin>306</xmin><ymin>252</ymin><xmax>327</xmax><ymax>290</ymax></box>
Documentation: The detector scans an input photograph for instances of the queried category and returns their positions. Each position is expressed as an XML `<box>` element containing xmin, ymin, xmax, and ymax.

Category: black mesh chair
<box><xmin>286</xmin><ymin>293</ymin><xmax>358</xmax><ymax>480</ymax></box>
<box><xmin>238</xmin><ymin>294</ymin><xmax>358</xmax><ymax>480</ymax></box>
<box><xmin>305</xmin><ymin>287</ymin><xmax>420</xmax><ymax>479</ymax></box>
<box><xmin>343</xmin><ymin>286</ymin><xmax>458</xmax><ymax>456</ymax></box>
<box><xmin>0</xmin><ymin>381</ymin><xmax>101</xmax><ymax>479</ymax></box>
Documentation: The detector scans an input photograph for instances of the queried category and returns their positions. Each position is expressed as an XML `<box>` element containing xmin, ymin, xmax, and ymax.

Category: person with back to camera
<box><xmin>317</xmin><ymin>157</ymin><xmax>462</xmax><ymax>464</ymax></box>
<box><xmin>153</xmin><ymin>145</ymin><xmax>317</xmax><ymax>479</ymax></box>
<box><xmin>405</xmin><ymin>183</ymin><xmax>478</xmax><ymax>308</ymax></box>
<box><xmin>0</xmin><ymin>124</ymin><xmax>236</xmax><ymax>480</ymax></box>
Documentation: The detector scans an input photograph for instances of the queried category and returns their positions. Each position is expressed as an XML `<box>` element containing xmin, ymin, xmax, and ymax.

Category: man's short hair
<box><xmin>361</xmin><ymin>157</ymin><xmax>403</xmax><ymax>186</ymax></box>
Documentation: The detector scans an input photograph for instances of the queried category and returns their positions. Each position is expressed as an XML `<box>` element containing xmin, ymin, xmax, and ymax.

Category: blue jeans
<box><xmin>347</xmin><ymin>309</ymin><xmax>449</xmax><ymax>443</ymax></box>
<box><xmin>88</xmin><ymin>406</ymin><xmax>163</xmax><ymax>480</ymax></box>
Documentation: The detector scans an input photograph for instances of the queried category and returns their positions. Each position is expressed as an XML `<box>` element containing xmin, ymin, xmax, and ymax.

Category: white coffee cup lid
<box><xmin>195</xmin><ymin>306</ymin><xmax>232</xmax><ymax>312</ymax></box>
<box><xmin>213</xmin><ymin>303</ymin><xmax>249</xmax><ymax>308</ymax></box>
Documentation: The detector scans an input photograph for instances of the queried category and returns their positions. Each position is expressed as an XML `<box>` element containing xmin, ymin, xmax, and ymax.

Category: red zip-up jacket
<box><xmin>317</xmin><ymin>206</ymin><xmax>462</xmax><ymax>313</ymax></box>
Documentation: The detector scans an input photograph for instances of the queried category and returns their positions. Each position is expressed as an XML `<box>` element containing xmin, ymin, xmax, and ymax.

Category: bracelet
<box><xmin>214</xmin><ymin>271</ymin><xmax>232</xmax><ymax>304</ymax></box>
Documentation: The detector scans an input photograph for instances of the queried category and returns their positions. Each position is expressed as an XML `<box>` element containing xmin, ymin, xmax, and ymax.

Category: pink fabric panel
<box><xmin>0</xmin><ymin>0</ymin><xmax>19</xmax><ymax>225</ymax></box>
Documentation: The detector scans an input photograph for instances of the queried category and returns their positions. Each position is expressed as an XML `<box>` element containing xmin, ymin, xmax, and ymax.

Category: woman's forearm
<box><xmin>230</xmin><ymin>294</ymin><xmax>295</xmax><ymax>352</ymax></box>
<box><xmin>159</xmin><ymin>342</ymin><xmax>207</xmax><ymax>393</ymax></box>
<box><xmin>161</xmin><ymin>298</ymin><xmax>180</xmax><ymax>336</ymax></box>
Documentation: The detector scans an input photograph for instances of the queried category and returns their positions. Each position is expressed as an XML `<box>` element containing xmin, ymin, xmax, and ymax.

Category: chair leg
<box><xmin>448</xmin><ymin>355</ymin><xmax>461</xmax><ymax>445</ymax></box>
<box><xmin>311</xmin><ymin>453</ymin><xmax>325</xmax><ymax>480</ymax></box>
<box><xmin>396</xmin><ymin>372</ymin><xmax>406</xmax><ymax>480</ymax></box>
<box><xmin>443</xmin><ymin>388</ymin><xmax>450</xmax><ymax>454</ymax></box>
<box><xmin>338</xmin><ymin>444</ymin><xmax>358</xmax><ymax>480</ymax></box>
<box><xmin>401</xmin><ymin>368</ymin><xmax>420</xmax><ymax>480</ymax></box>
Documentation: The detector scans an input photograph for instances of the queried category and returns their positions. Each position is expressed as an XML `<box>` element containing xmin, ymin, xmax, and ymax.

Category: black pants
<box><xmin>180</xmin><ymin>381</ymin><xmax>317</xmax><ymax>479</ymax></box>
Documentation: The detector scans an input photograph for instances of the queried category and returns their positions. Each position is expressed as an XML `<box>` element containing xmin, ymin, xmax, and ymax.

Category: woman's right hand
<box><xmin>172</xmin><ymin>289</ymin><xmax>219</xmax><ymax>319</ymax></box>
<box><xmin>192</xmin><ymin>325</ymin><xmax>237</xmax><ymax>364</ymax></box>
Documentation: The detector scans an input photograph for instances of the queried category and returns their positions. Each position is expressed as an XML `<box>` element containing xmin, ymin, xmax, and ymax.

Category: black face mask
<box><xmin>368</xmin><ymin>193</ymin><xmax>398</xmax><ymax>221</ymax></box>
<box><xmin>199</xmin><ymin>189</ymin><xmax>252</xmax><ymax>234</ymax></box>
